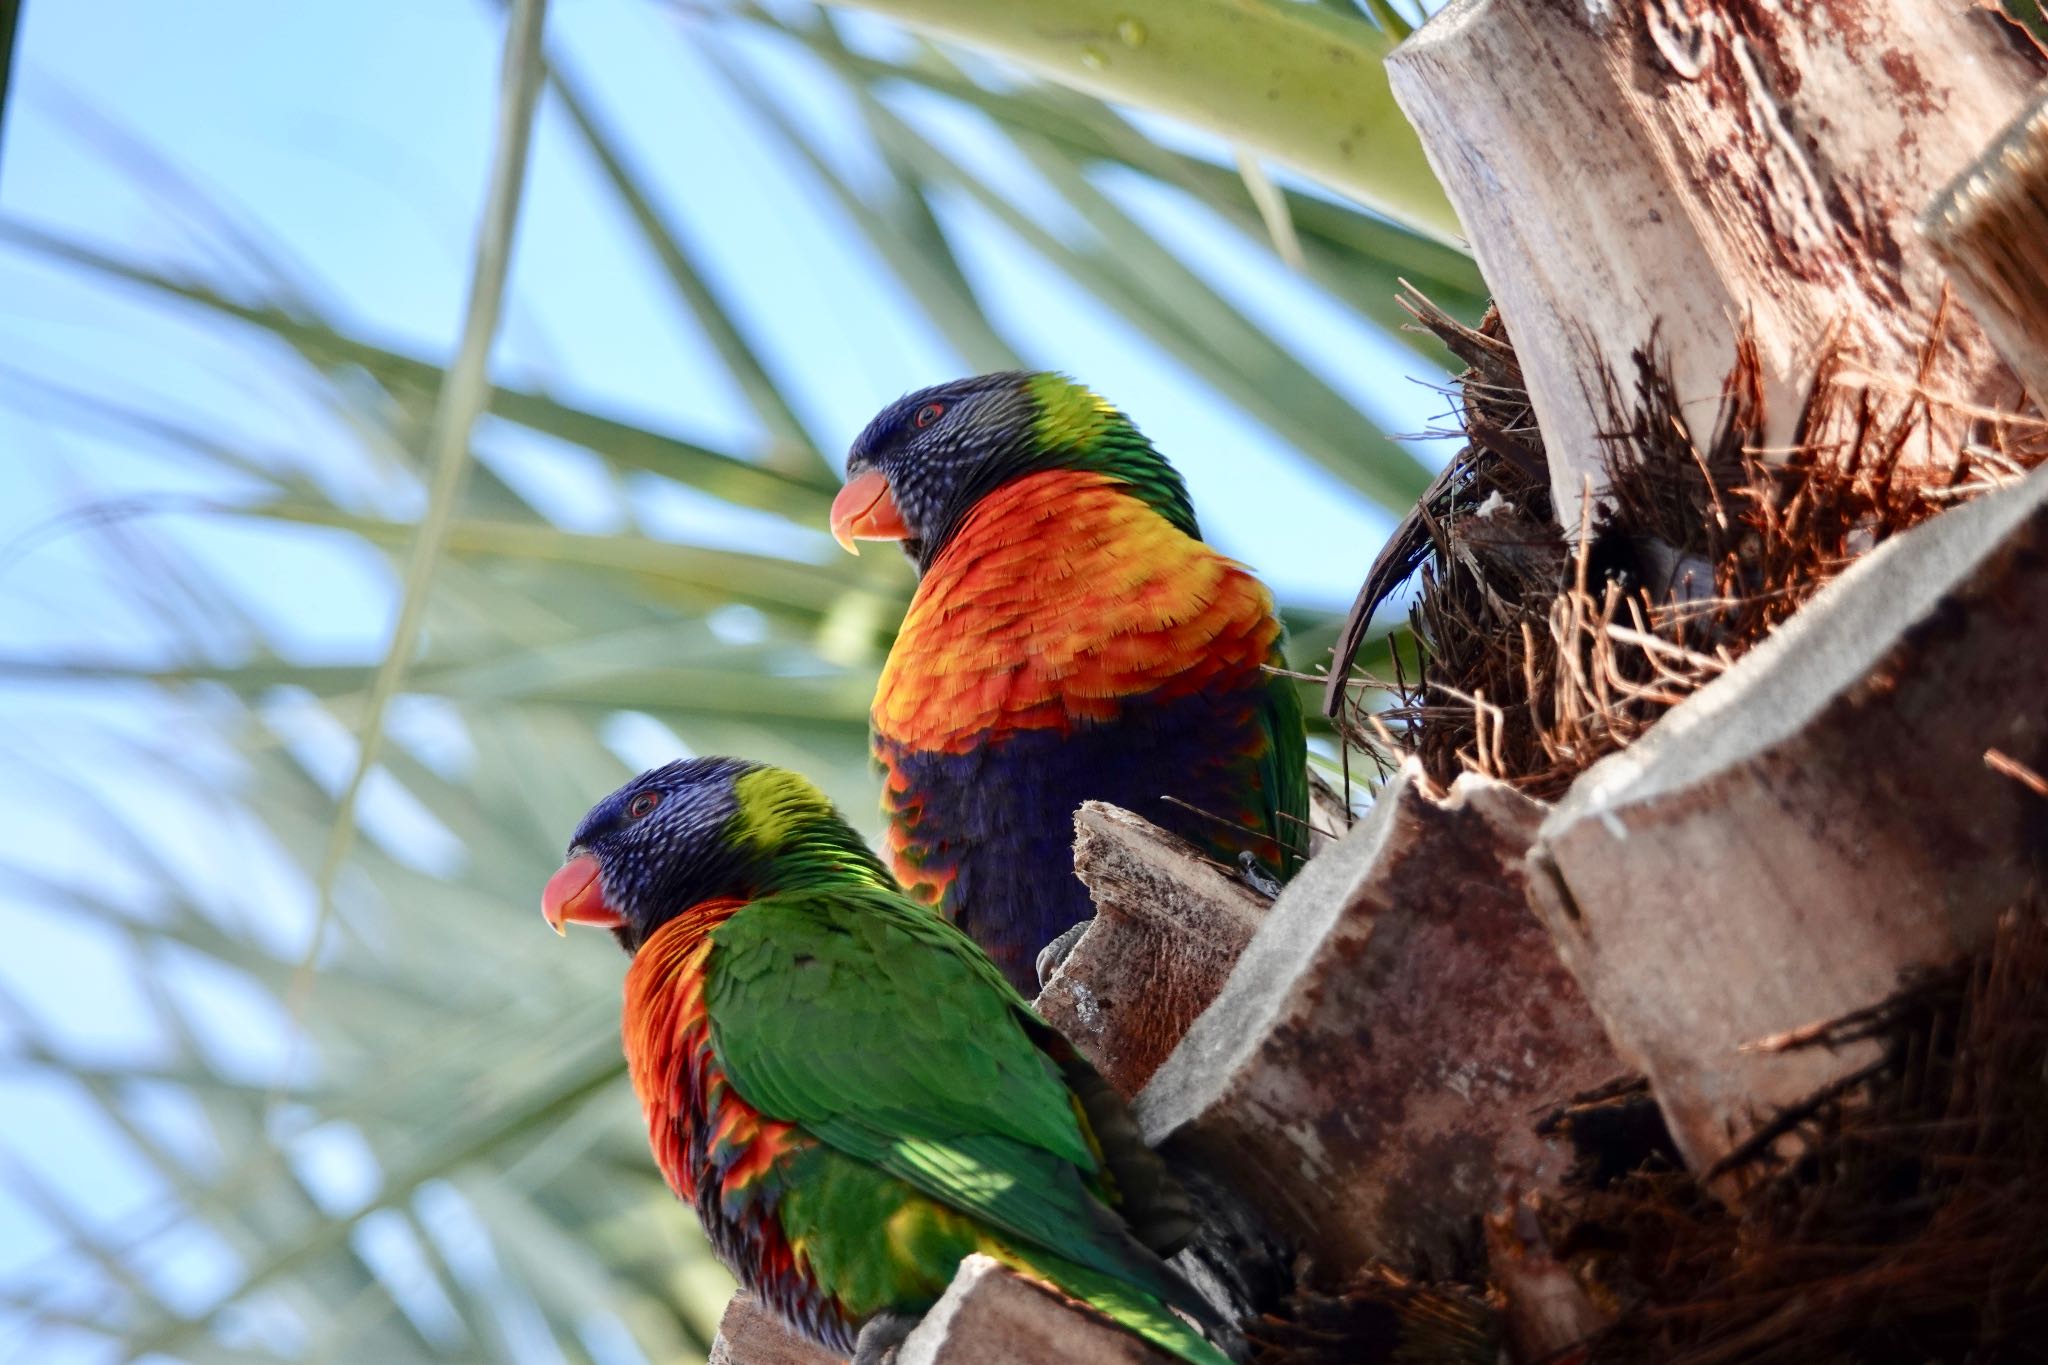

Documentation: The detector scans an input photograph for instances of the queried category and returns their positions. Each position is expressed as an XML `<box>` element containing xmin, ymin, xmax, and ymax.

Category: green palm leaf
<box><xmin>1</xmin><ymin>2</ymin><xmax>1434</xmax><ymax>1361</ymax></box>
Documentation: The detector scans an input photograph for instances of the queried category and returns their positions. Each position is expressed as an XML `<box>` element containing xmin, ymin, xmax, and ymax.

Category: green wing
<box><xmin>703</xmin><ymin>885</ymin><xmax>1182</xmax><ymax>1297</ymax></box>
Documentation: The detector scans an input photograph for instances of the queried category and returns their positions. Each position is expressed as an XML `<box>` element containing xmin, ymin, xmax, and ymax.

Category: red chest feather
<box><xmin>620</xmin><ymin>907</ymin><xmax>860</xmax><ymax>1345</ymax></box>
<box><xmin>622</xmin><ymin>904</ymin><xmax>803</xmax><ymax>1208</ymax></box>
<box><xmin>622</xmin><ymin>908</ymin><xmax>866</xmax><ymax>1341</ymax></box>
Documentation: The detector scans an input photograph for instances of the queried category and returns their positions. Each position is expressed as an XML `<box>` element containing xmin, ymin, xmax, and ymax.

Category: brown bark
<box><xmin>897</xmin><ymin>1256</ymin><xmax>1173</xmax><ymax>1365</ymax></box>
<box><xmin>708</xmin><ymin>1294</ymin><xmax>841</xmax><ymax>1365</ymax></box>
<box><xmin>1525</xmin><ymin>461</ymin><xmax>2048</xmax><ymax>1176</ymax></box>
<box><xmin>1136</xmin><ymin>766</ymin><xmax>1620</xmax><ymax>1275</ymax></box>
<box><xmin>1386</xmin><ymin>0</ymin><xmax>2041</xmax><ymax>533</ymax></box>
<box><xmin>1038</xmin><ymin>802</ymin><xmax>1269</xmax><ymax>1096</ymax></box>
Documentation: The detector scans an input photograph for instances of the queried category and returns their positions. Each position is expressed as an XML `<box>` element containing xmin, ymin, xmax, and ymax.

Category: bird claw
<box><xmin>1035</xmin><ymin>919</ymin><xmax>1094</xmax><ymax>991</ymax></box>
<box><xmin>1236</xmin><ymin>851</ymin><xmax>1282</xmax><ymax>899</ymax></box>
<box><xmin>851</xmin><ymin>1309</ymin><xmax>920</xmax><ymax>1365</ymax></box>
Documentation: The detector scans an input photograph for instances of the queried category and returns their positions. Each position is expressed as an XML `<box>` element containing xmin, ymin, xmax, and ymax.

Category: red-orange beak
<box><xmin>829</xmin><ymin>468</ymin><xmax>910</xmax><ymax>556</ymax></box>
<box><xmin>542</xmin><ymin>853</ymin><xmax>625</xmax><ymax>936</ymax></box>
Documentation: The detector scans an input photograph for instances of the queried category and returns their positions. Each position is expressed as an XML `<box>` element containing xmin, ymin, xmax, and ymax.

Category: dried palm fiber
<box><xmin>1539</xmin><ymin>897</ymin><xmax>2048</xmax><ymax>1364</ymax></box>
<box><xmin>1249</xmin><ymin>897</ymin><xmax>2048</xmax><ymax>1363</ymax></box>
<box><xmin>1246</xmin><ymin>1260</ymin><xmax>1500</xmax><ymax>1365</ymax></box>
<box><xmin>1326</xmin><ymin>292</ymin><xmax>2048</xmax><ymax>798</ymax></box>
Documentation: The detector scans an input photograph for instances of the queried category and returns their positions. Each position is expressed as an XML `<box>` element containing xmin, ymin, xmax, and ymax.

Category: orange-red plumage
<box><xmin>623</xmin><ymin>901</ymin><xmax>816</xmax><ymax>1324</ymax></box>
<box><xmin>624</xmin><ymin>904</ymin><xmax>810</xmax><ymax>1196</ymax></box>
<box><xmin>842</xmin><ymin>373</ymin><xmax>1307</xmax><ymax>993</ymax></box>
<box><xmin>874</xmin><ymin>469</ymin><xmax>1282</xmax><ymax>755</ymax></box>
<box><xmin>548</xmin><ymin>752</ymin><xmax>1236</xmax><ymax>1362</ymax></box>
<box><xmin>870</xmin><ymin>467</ymin><xmax>1296</xmax><ymax>985</ymax></box>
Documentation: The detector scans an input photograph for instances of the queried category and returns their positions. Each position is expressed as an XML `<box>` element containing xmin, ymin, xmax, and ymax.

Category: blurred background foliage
<box><xmin>0</xmin><ymin>1</ymin><xmax>1477</xmax><ymax>1361</ymax></box>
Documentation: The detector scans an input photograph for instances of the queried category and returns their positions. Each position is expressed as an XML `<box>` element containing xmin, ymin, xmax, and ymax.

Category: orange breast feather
<box><xmin>623</xmin><ymin>904</ymin><xmax>801</xmax><ymax>1207</ymax></box>
<box><xmin>873</xmin><ymin>469</ymin><xmax>1279</xmax><ymax>754</ymax></box>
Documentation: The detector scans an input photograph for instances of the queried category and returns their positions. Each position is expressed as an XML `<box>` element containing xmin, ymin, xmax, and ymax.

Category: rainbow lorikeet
<box><xmin>541</xmin><ymin>757</ymin><xmax>1234</xmax><ymax>1365</ymax></box>
<box><xmin>830</xmin><ymin>373</ymin><xmax>1309</xmax><ymax>993</ymax></box>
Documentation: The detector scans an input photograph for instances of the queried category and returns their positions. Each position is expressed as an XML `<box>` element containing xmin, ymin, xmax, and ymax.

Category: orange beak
<box><xmin>541</xmin><ymin>853</ymin><xmax>625</xmax><ymax>936</ymax></box>
<box><xmin>829</xmin><ymin>468</ymin><xmax>911</xmax><ymax>556</ymax></box>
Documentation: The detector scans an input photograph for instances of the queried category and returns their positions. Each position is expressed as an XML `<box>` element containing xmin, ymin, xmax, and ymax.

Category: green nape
<box><xmin>774</xmin><ymin>1145</ymin><xmax>1231</xmax><ymax>1365</ymax></box>
<box><xmin>729</xmin><ymin>767</ymin><xmax>894</xmax><ymax>893</ymax></box>
<box><xmin>1025</xmin><ymin>372</ymin><xmax>1200</xmax><ymax>540</ymax></box>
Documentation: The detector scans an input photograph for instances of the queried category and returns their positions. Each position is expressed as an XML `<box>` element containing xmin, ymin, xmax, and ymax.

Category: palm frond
<box><xmin>0</xmin><ymin>3</ymin><xmax>1435</xmax><ymax>1360</ymax></box>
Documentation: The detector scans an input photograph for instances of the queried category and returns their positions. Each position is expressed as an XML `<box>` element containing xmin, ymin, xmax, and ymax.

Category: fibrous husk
<box><xmin>1245</xmin><ymin>1261</ymin><xmax>1500</xmax><ymax>1365</ymax></box>
<box><xmin>1241</xmin><ymin>900</ymin><xmax>2048</xmax><ymax>1363</ymax></box>
<box><xmin>1314</xmin><ymin>291</ymin><xmax>2048</xmax><ymax>1362</ymax></box>
<box><xmin>1541</xmin><ymin>898</ymin><xmax>2048</xmax><ymax>1364</ymax></box>
<box><xmin>1328</xmin><ymin>292</ymin><xmax>2048</xmax><ymax>799</ymax></box>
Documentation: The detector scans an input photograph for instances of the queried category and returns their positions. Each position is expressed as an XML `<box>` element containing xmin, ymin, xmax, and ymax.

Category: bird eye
<box><xmin>626</xmin><ymin>791</ymin><xmax>662</xmax><ymax>821</ymax></box>
<box><xmin>913</xmin><ymin>402</ymin><xmax>945</xmax><ymax>430</ymax></box>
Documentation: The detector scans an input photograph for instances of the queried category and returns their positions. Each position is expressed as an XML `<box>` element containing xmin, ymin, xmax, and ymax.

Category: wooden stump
<box><xmin>1525</xmin><ymin>462</ymin><xmax>2048</xmax><ymax>1175</ymax></box>
<box><xmin>709</xmin><ymin>1294</ymin><xmax>842</xmax><ymax>1365</ymax></box>
<box><xmin>710</xmin><ymin>1239</ymin><xmax>1211</xmax><ymax>1365</ymax></box>
<box><xmin>708</xmin><ymin>1252</ymin><xmax>1205</xmax><ymax>1365</ymax></box>
<box><xmin>1136</xmin><ymin>765</ymin><xmax>1620</xmax><ymax>1275</ymax></box>
<box><xmin>1038</xmin><ymin>803</ymin><xmax>1269</xmax><ymax>1096</ymax></box>
<box><xmin>1387</xmin><ymin>0</ymin><xmax>2039</xmax><ymax>532</ymax></box>
<box><xmin>897</xmin><ymin>1256</ymin><xmax>1173</xmax><ymax>1365</ymax></box>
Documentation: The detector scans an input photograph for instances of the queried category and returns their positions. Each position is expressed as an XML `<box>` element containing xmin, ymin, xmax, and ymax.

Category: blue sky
<box><xmin>0</xmin><ymin>3</ymin><xmax>1456</xmax><ymax>1359</ymax></box>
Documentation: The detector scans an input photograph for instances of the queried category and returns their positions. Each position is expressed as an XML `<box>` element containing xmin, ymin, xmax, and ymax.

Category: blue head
<box><xmin>830</xmin><ymin>371</ymin><xmax>1194</xmax><ymax>573</ymax></box>
<box><xmin>540</xmin><ymin>757</ymin><xmax>889</xmax><ymax>954</ymax></box>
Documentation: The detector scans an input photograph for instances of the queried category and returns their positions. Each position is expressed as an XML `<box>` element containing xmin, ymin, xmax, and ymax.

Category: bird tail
<box><xmin>994</xmin><ymin>1247</ymin><xmax>1237</xmax><ymax>1365</ymax></box>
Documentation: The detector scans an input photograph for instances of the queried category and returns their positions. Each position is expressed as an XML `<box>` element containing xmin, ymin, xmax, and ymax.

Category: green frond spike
<box><xmin>824</xmin><ymin>0</ymin><xmax>1461</xmax><ymax>242</ymax></box>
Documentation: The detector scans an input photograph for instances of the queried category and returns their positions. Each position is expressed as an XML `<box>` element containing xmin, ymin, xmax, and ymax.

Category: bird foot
<box><xmin>1236</xmin><ymin>851</ymin><xmax>1282</xmax><ymax>899</ymax></box>
<box><xmin>1034</xmin><ymin>919</ymin><xmax>1094</xmax><ymax>991</ymax></box>
<box><xmin>851</xmin><ymin>1309</ymin><xmax>920</xmax><ymax>1365</ymax></box>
